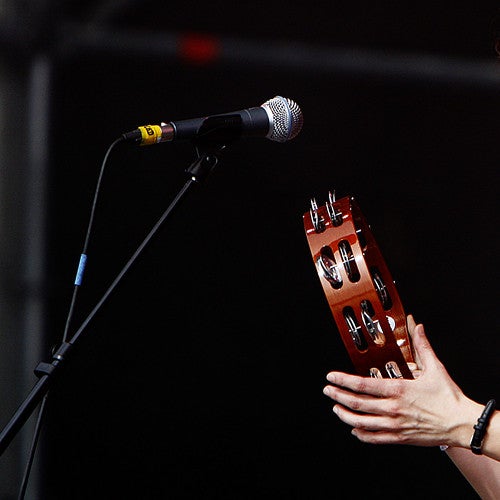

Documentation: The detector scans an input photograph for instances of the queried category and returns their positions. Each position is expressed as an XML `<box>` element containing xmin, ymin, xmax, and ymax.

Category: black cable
<box><xmin>17</xmin><ymin>136</ymin><xmax>124</xmax><ymax>500</ymax></box>
<box><xmin>62</xmin><ymin>136</ymin><xmax>125</xmax><ymax>342</ymax></box>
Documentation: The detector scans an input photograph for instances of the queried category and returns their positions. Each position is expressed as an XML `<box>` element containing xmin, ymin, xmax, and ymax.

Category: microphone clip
<box><xmin>186</xmin><ymin>145</ymin><xmax>224</xmax><ymax>183</ymax></box>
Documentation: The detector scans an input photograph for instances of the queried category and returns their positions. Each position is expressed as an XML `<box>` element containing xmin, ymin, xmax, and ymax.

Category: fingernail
<box><xmin>332</xmin><ymin>405</ymin><xmax>339</xmax><ymax>415</ymax></box>
<box><xmin>326</xmin><ymin>373</ymin><xmax>335</xmax><ymax>383</ymax></box>
<box><xmin>323</xmin><ymin>386</ymin><xmax>330</xmax><ymax>396</ymax></box>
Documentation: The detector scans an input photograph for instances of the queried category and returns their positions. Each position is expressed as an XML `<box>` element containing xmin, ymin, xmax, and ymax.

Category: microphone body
<box><xmin>123</xmin><ymin>96</ymin><xmax>303</xmax><ymax>146</ymax></box>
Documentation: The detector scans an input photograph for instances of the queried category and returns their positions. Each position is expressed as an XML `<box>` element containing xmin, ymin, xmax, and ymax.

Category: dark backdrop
<box><xmin>29</xmin><ymin>2</ymin><xmax>500</xmax><ymax>498</ymax></box>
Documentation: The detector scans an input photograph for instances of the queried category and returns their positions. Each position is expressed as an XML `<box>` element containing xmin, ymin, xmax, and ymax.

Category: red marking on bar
<box><xmin>179</xmin><ymin>33</ymin><xmax>220</xmax><ymax>64</ymax></box>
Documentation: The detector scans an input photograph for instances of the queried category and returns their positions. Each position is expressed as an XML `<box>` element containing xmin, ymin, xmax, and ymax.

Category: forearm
<box><xmin>445</xmin><ymin>447</ymin><xmax>500</xmax><ymax>500</ymax></box>
<box><xmin>443</xmin><ymin>408</ymin><xmax>500</xmax><ymax>499</ymax></box>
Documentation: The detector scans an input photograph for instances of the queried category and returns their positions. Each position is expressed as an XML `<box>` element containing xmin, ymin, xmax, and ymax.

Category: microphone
<box><xmin>122</xmin><ymin>96</ymin><xmax>303</xmax><ymax>146</ymax></box>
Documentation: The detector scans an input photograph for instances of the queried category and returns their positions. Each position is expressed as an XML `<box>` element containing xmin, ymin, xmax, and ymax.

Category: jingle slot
<box><xmin>369</xmin><ymin>368</ymin><xmax>383</xmax><ymax>378</ymax></box>
<box><xmin>343</xmin><ymin>306</ymin><xmax>368</xmax><ymax>351</ymax></box>
<box><xmin>360</xmin><ymin>300</ymin><xmax>385</xmax><ymax>345</ymax></box>
<box><xmin>318</xmin><ymin>247</ymin><xmax>343</xmax><ymax>289</ymax></box>
<box><xmin>385</xmin><ymin>361</ymin><xmax>403</xmax><ymax>379</ymax></box>
<box><xmin>370</xmin><ymin>266</ymin><xmax>393</xmax><ymax>310</ymax></box>
<box><xmin>338</xmin><ymin>240</ymin><xmax>360</xmax><ymax>283</ymax></box>
<box><xmin>309</xmin><ymin>198</ymin><xmax>325</xmax><ymax>233</ymax></box>
<box><xmin>326</xmin><ymin>191</ymin><xmax>343</xmax><ymax>227</ymax></box>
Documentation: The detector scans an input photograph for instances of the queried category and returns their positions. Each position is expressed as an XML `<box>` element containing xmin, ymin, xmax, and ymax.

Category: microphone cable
<box><xmin>17</xmin><ymin>136</ymin><xmax>125</xmax><ymax>500</ymax></box>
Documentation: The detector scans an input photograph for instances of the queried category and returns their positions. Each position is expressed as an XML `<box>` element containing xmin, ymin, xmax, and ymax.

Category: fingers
<box><xmin>406</xmin><ymin>361</ymin><xmax>423</xmax><ymax>379</ymax></box>
<box><xmin>323</xmin><ymin>383</ymin><xmax>396</xmax><ymax>417</ymax></box>
<box><xmin>331</xmin><ymin>403</ymin><xmax>396</xmax><ymax>431</ymax></box>
<box><xmin>406</xmin><ymin>362</ymin><xmax>418</xmax><ymax>372</ymax></box>
<box><xmin>351</xmin><ymin>428</ymin><xmax>407</xmax><ymax>445</ymax></box>
<box><xmin>324</xmin><ymin>371</ymin><xmax>398</xmax><ymax>398</ymax></box>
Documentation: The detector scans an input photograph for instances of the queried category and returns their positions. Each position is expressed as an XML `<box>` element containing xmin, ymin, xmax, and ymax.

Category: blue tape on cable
<box><xmin>75</xmin><ymin>254</ymin><xmax>87</xmax><ymax>286</ymax></box>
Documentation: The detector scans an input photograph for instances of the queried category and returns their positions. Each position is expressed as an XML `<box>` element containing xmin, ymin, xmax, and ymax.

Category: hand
<box><xmin>322</xmin><ymin>315</ymin><xmax>482</xmax><ymax>448</ymax></box>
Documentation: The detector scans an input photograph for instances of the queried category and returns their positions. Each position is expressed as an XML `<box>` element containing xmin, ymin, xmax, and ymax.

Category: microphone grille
<box><xmin>261</xmin><ymin>96</ymin><xmax>304</xmax><ymax>142</ymax></box>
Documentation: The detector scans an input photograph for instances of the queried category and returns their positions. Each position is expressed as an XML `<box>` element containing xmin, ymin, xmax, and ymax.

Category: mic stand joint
<box><xmin>34</xmin><ymin>342</ymin><xmax>73</xmax><ymax>378</ymax></box>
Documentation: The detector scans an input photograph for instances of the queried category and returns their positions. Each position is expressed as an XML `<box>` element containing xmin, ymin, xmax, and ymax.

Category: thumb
<box><xmin>410</xmin><ymin>322</ymin><xmax>440</xmax><ymax>371</ymax></box>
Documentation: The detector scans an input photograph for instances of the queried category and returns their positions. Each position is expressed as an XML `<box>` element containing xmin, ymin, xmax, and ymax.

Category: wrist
<box><xmin>448</xmin><ymin>399</ymin><xmax>484</xmax><ymax>449</ymax></box>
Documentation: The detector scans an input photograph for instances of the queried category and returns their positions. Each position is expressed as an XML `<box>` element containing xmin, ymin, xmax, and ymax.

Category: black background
<box><xmin>20</xmin><ymin>1</ymin><xmax>500</xmax><ymax>498</ymax></box>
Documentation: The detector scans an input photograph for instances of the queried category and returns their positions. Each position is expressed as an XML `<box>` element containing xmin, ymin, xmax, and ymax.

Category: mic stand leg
<box><xmin>0</xmin><ymin>148</ymin><xmax>223</xmax><ymax>457</ymax></box>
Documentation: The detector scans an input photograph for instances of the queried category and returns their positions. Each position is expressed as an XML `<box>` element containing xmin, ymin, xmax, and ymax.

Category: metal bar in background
<box><xmin>55</xmin><ymin>25</ymin><xmax>500</xmax><ymax>90</ymax></box>
<box><xmin>15</xmin><ymin>54</ymin><xmax>52</xmax><ymax>500</ymax></box>
<box><xmin>0</xmin><ymin>53</ymin><xmax>50</xmax><ymax>500</ymax></box>
<box><xmin>0</xmin><ymin>55</ymin><xmax>29</xmax><ymax>500</ymax></box>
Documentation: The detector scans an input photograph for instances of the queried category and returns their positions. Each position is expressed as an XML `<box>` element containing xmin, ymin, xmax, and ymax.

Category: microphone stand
<box><xmin>0</xmin><ymin>144</ymin><xmax>222</xmax><ymax>458</ymax></box>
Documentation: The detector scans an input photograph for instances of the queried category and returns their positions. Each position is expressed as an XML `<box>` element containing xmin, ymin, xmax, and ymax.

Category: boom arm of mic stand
<box><xmin>0</xmin><ymin>147</ymin><xmax>223</xmax><ymax>457</ymax></box>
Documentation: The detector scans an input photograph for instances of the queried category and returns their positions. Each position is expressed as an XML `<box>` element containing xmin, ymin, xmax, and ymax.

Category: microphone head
<box><xmin>261</xmin><ymin>96</ymin><xmax>304</xmax><ymax>142</ymax></box>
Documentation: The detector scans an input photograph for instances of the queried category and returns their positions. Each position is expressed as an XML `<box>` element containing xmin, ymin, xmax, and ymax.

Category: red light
<box><xmin>179</xmin><ymin>33</ymin><xmax>220</xmax><ymax>65</ymax></box>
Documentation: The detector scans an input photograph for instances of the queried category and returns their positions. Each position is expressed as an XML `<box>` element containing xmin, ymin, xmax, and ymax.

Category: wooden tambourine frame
<box><xmin>303</xmin><ymin>193</ymin><xmax>415</xmax><ymax>379</ymax></box>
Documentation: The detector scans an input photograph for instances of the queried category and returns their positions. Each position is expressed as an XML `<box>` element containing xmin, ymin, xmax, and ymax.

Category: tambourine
<box><xmin>303</xmin><ymin>192</ymin><xmax>415</xmax><ymax>379</ymax></box>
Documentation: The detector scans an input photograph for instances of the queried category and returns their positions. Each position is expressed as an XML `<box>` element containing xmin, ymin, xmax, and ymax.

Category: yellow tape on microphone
<box><xmin>138</xmin><ymin>125</ymin><xmax>163</xmax><ymax>146</ymax></box>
